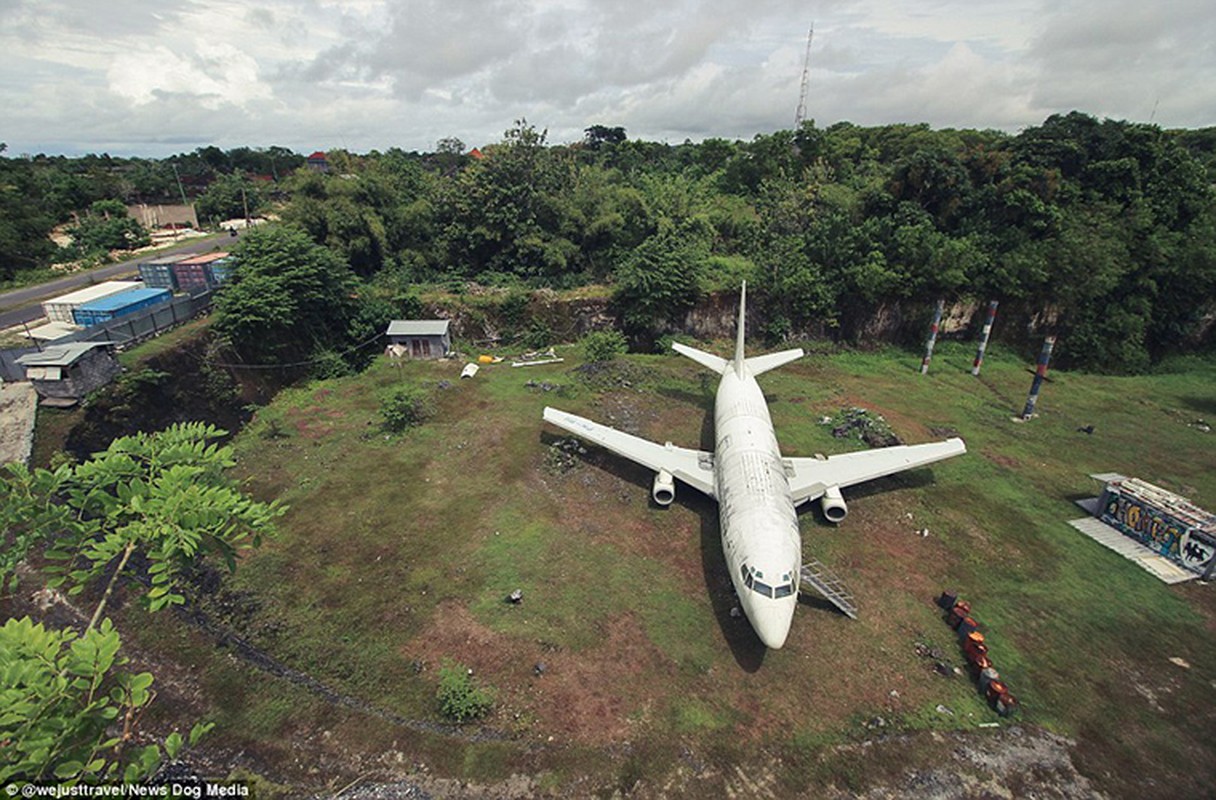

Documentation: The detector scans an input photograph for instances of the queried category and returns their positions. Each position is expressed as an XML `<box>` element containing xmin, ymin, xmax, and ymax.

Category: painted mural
<box><xmin>1100</xmin><ymin>492</ymin><xmax>1216</xmax><ymax>576</ymax></box>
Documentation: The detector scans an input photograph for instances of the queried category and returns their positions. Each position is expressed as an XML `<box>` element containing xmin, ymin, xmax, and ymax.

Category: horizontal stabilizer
<box><xmin>672</xmin><ymin>342</ymin><xmax>728</xmax><ymax>375</ymax></box>
<box><xmin>746</xmin><ymin>348</ymin><xmax>804</xmax><ymax>376</ymax></box>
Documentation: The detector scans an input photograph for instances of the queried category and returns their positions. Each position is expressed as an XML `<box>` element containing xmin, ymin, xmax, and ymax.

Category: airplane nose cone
<box><xmin>751</xmin><ymin>602</ymin><xmax>795</xmax><ymax>649</ymax></box>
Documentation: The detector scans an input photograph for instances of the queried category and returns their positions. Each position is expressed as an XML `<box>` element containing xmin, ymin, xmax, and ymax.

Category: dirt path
<box><xmin>0</xmin><ymin>381</ymin><xmax>37</xmax><ymax>465</ymax></box>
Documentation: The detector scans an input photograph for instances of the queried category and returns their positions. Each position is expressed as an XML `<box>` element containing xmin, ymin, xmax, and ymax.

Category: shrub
<box><xmin>436</xmin><ymin>662</ymin><xmax>494</xmax><ymax>722</ymax></box>
<box><xmin>380</xmin><ymin>386</ymin><xmax>434</xmax><ymax>432</ymax></box>
<box><xmin>582</xmin><ymin>329</ymin><xmax>628</xmax><ymax>363</ymax></box>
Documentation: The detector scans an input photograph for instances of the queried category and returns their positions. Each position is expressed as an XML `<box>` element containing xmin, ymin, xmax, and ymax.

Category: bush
<box><xmin>436</xmin><ymin>662</ymin><xmax>494</xmax><ymax>722</ymax></box>
<box><xmin>380</xmin><ymin>386</ymin><xmax>434</xmax><ymax>432</ymax></box>
<box><xmin>582</xmin><ymin>329</ymin><xmax>628</xmax><ymax>363</ymax></box>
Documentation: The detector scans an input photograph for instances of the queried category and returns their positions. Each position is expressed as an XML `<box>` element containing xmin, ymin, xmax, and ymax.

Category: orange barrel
<box><xmin>985</xmin><ymin>680</ymin><xmax>1009</xmax><ymax>703</ymax></box>
<box><xmin>948</xmin><ymin>601</ymin><xmax>971</xmax><ymax>628</ymax></box>
<box><xmin>971</xmin><ymin>654</ymin><xmax>993</xmax><ymax>672</ymax></box>
<box><xmin>995</xmin><ymin>692</ymin><xmax>1018</xmax><ymax>717</ymax></box>
<box><xmin>957</xmin><ymin>617</ymin><xmax>981</xmax><ymax>638</ymax></box>
<box><xmin>964</xmin><ymin>640</ymin><xmax>989</xmax><ymax>665</ymax></box>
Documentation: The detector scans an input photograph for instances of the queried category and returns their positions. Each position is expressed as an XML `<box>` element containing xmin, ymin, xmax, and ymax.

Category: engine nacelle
<box><xmin>821</xmin><ymin>485</ymin><xmax>848</xmax><ymax>523</ymax></box>
<box><xmin>652</xmin><ymin>470</ymin><xmax>675</xmax><ymax>506</ymax></box>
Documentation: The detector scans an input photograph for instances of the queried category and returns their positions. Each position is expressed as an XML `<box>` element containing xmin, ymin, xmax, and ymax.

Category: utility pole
<box><xmin>794</xmin><ymin>24</ymin><xmax>815</xmax><ymax>130</ymax></box>
<box><xmin>171</xmin><ymin>163</ymin><xmax>188</xmax><ymax>206</ymax></box>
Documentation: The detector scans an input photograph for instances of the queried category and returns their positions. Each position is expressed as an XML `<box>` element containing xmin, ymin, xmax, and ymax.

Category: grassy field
<box><xmin>114</xmin><ymin>338</ymin><xmax>1215</xmax><ymax>797</ymax></box>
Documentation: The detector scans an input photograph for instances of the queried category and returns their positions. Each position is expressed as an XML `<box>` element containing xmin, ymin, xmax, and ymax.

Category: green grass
<box><xmin>107</xmin><ymin>340</ymin><xmax>1216</xmax><ymax>797</ymax></box>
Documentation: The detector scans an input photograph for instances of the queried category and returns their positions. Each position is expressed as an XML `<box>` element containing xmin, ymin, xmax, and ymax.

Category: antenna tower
<box><xmin>794</xmin><ymin>24</ymin><xmax>814</xmax><ymax>129</ymax></box>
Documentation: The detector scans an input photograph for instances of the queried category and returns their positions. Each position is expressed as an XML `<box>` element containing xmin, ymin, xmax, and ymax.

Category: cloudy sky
<box><xmin>3</xmin><ymin>0</ymin><xmax>1214</xmax><ymax>157</ymax></box>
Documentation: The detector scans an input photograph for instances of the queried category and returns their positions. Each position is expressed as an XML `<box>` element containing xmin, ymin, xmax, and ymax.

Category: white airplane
<box><xmin>542</xmin><ymin>283</ymin><xmax>966</xmax><ymax>649</ymax></box>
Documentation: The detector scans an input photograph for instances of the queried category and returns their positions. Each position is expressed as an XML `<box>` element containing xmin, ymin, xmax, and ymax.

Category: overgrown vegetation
<box><xmin>379</xmin><ymin>385</ymin><xmax>434</xmax><ymax>432</ymax></box>
<box><xmin>0</xmin><ymin>423</ymin><xmax>279</xmax><ymax>782</ymax></box>
<box><xmin>435</xmin><ymin>662</ymin><xmax>495</xmax><ymax>723</ymax></box>
<box><xmin>5</xmin><ymin>114</ymin><xmax>1216</xmax><ymax>369</ymax></box>
<box><xmin>581</xmin><ymin>329</ymin><xmax>628</xmax><ymax>363</ymax></box>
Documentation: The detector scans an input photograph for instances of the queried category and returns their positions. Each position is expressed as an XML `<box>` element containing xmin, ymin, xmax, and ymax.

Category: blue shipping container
<box><xmin>73</xmin><ymin>288</ymin><xmax>172</xmax><ymax>327</ymax></box>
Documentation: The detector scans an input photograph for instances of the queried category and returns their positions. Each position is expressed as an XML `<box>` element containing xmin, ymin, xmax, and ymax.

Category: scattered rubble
<box><xmin>544</xmin><ymin>437</ymin><xmax>586</xmax><ymax>474</ymax></box>
<box><xmin>822</xmin><ymin>407</ymin><xmax>903</xmax><ymax>447</ymax></box>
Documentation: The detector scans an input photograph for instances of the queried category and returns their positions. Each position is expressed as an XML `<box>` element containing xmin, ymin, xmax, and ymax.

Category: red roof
<box><xmin>307</xmin><ymin>151</ymin><xmax>328</xmax><ymax>161</ymax></box>
<box><xmin>468</xmin><ymin>147</ymin><xmax>484</xmax><ymax>160</ymax></box>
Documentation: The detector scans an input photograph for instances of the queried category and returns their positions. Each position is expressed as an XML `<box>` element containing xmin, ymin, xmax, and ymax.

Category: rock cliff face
<box><xmin>425</xmin><ymin>287</ymin><xmax>1068</xmax><ymax>358</ymax></box>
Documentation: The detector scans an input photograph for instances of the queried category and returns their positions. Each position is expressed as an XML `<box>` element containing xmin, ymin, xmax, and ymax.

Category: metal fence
<box><xmin>0</xmin><ymin>290</ymin><xmax>213</xmax><ymax>383</ymax></box>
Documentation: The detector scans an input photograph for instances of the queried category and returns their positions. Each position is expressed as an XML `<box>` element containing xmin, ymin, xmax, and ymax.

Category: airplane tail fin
<box><xmin>733</xmin><ymin>281</ymin><xmax>748</xmax><ymax>377</ymax></box>
<box><xmin>670</xmin><ymin>281</ymin><xmax>803</xmax><ymax>376</ymax></box>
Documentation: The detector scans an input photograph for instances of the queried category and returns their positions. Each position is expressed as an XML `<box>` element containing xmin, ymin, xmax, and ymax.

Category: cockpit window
<box><xmin>741</xmin><ymin>564</ymin><xmax>792</xmax><ymax>599</ymax></box>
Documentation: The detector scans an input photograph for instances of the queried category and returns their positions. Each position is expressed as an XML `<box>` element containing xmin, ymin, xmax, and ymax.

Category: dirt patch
<box><xmin>403</xmin><ymin>603</ymin><xmax>675</xmax><ymax>745</ymax></box>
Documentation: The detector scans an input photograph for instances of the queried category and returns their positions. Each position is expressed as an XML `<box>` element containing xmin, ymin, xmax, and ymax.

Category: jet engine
<box><xmin>652</xmin><ymin>470</ymin><xmax>675</xmax><ymax>506</ymax></box>
<box><xmin>821</xmin><ymin>485</ymin><xmax>848</xmax><ymax>523</ymax></box>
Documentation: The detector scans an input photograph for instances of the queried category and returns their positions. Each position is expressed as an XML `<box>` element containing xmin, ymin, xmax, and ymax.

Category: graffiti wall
<box><xmin>1099</xmin><ymin>489</ymin><xmax>1216</xmax><ymax>577</ymax></box>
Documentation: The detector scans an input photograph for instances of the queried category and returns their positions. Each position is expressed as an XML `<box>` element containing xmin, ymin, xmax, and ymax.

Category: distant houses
<box><xmin>307</xmin><ymin>151</ymin><xmax>331</xmax><ymax>173</ymax></box>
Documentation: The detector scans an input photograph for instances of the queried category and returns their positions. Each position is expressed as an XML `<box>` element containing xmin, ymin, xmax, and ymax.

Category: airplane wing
<box><xmin>787</xmin><ymin>438</ymin><xmax>966</xmax><ymax>506</ymax></box>
<box><xmin>543</xmin><ymin>407</ymin><xmax>716</xmax><ymax>498</ymax></box>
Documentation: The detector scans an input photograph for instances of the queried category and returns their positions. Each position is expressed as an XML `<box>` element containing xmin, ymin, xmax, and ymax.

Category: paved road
<box><xmin>0</xmin><ymin>233</ymin><xmax>234</xmax><ymax>331</ymax></box>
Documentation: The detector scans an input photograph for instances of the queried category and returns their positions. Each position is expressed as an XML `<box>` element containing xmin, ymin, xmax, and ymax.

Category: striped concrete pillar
<box><xmin>1021</xmin><ymin>335</ymin><xmax>1057</xmax><ymax>420</ymax></box>
<box><xmin>971</xmin><ymin>300</ymin><xmax>999</xmax><ymax>376</ymax></box>
<box><xmin>920</xmin><ymin>299</ymin><xmax>945</xmax><ymax>375</ymax></box>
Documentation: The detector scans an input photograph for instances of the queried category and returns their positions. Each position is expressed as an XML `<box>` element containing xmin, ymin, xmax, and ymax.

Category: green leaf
<box><xmin>164</xmin><ymin>731</ymin><xmax>183</xmax><ymax>760</ymax></box>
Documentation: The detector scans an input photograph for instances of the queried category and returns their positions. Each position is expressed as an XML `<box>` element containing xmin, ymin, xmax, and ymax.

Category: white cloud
<box><xmin>2</xmin><ymin>0</ymin><xmax>1213</xmax><ymax>156</ymax></box>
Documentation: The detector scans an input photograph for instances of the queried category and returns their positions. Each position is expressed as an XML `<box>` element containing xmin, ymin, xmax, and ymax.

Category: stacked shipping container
<box><xmin>72</xmin><ymin>288</ymin><xmax>172</xmax><ymax>327</ymax></box>
<box><xmin>172</xmin><ymin>252</ymin><xmax>232</xmax><ymax>293</ymax></box>
<box><xmin>139</xmin><ymin>255</ymin><xmax>189</xmax><ymax>290</ymax></box>
<box><xmin>41</xmin><ymin>281</ymin><xmax>144</xmax><ymax>324</ymax></box>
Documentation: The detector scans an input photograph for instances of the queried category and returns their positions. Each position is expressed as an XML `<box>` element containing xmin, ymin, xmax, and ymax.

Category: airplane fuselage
<box><xmin>713</xmin><ymin>368</ymin><xmax>801</xmax><ymax>648</ymax></box>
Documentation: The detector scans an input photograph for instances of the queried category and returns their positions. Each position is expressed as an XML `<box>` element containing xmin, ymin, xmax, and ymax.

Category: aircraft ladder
<box><xmin>799</xmin><ymin>558</ymin><xmax>858</xmax><ymax>619</ymax></box>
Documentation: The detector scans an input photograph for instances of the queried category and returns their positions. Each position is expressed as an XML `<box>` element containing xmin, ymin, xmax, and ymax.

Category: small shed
<box><xmin>16</xmin><ymin>342</ymin><xmax>122</xmax><ymax>404</ymax></box>
<box><xmin>386</xmin><ymin>320</ymin><xmax>451</xmax><ymax>359</ymax></box>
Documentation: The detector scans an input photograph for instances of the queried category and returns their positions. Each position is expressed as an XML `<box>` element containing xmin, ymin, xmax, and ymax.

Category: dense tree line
<box><xmin>261</xmin><ymin>115</ymin><xmax>1215</xmax><ymax>371</ymax></box>
<box><xmin>3</xmin><ymin>113</ymin><xmax>1215</xmax><ymax>370</ymax></box>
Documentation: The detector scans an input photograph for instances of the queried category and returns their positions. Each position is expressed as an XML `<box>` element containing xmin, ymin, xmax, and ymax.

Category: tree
<box><xmin>0</xmin><ymin>617</ymin><xmax>212</xmax><ymax>784</ymax></box>
<box><xmin>195</xmin><ymin>173</ymin><xmax>261</xmax><ymax>224</ymax></box>
<box><xmin>584</xmin><ymin>125</ymin><xmax>627</xmax><ymax>150</ymax></box>
<box><xmin>0</xmin><ymin>422</ymin><xmax>277</xmax><ymax>783</ymax></box>
<box><xmin>613</xmin><ymin>219</ymin><xmax>708</xmax><ymax>334</ymax></box>
<box><xmin>67</xmin><ymin>199</ymin><xmax>149</xmax><ymax>254</ymax></box>
<box><xmin>213</xmin><ymin>225</ymin><xmax>360</xmax><ymax>365</ymax></box>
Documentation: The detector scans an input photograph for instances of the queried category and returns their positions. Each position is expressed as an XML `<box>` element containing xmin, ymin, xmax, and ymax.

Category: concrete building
<box><xmin>386</xmin><ymin>320</ymin><xmax>451</xmax><ymax>359</ymax></box>
<box><xmin>16</xmin><ymin>342</ymin><xmax>122</xmax><ymax>404</ymax></box>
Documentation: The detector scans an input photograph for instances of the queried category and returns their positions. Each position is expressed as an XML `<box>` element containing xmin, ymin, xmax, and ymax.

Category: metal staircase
<box><xmin>799</xmin><ymin>557</ymin><xmax>858</xmax><ymax>619</ymax></box>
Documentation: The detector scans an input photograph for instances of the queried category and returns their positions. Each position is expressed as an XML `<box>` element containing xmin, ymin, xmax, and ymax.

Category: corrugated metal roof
<box><xmin>17</xmin><ymin>342</ymin><xmax>111</xmax><ymax>367</ymax></box>
<box><xmin>387</xmin><ymin>320</ymin><xmax>450</xmax><ymax>336</ymax></box>
<box><xmin>44</xmin><ymin>281</ymin><xmax>143</xmax><ymax>307</ymax></box>
<box><xmin>76</xmin><ymin>287</ymin><xmax>171</xmax><ymax>313</ymax></box>
<box><xmin>176</xmin><ymin>252</ymin><xmax>231</xmax><ymax>265</ymax></box>
<box><xmin>142</xmin><ymin>254</ymin><xmax>192</xmax><ymax>266</ymax></box>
